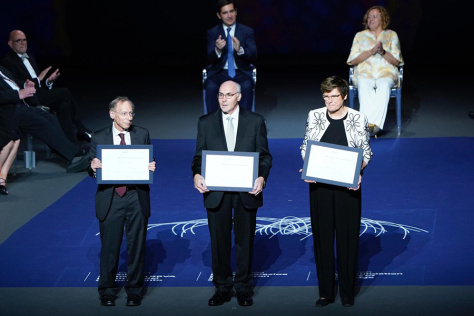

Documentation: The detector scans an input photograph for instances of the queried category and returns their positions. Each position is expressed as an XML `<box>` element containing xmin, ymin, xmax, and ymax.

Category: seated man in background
<box><xmin>2</xmin><ymin>30</ymin><xmax>91</xmax><ymax>142</ymax></box>
<box><xmin>0</xmin><ymin>64</ymin><xmax>88</xmax><ymax>173</ymax></box>
<box><xmin>205</xmin><ymin>0</ymin><xmax>257</xmax><ymax>113</ymax></box>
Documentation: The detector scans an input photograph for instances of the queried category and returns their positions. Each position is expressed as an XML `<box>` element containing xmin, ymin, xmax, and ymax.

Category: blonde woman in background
<box><xmin>347</xmin><ymin>6</ymin><xmax>403</xmax><ymax>135</ymax></box>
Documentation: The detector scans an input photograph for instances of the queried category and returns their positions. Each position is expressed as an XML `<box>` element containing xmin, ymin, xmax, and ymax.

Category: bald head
<box><xmin>8</xmin><ymin>30</ymin><xmax>28</xmax><ymax>54</ymax></box>
<box><xmin>218</xmin><ymin>80</ymin><xmax>241</xmax><ymax>115</ymax></box>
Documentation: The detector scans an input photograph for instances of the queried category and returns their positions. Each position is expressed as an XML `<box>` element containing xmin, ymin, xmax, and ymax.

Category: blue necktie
<box><xmin>226</xmin><ymin>27</ymin><xmax>235</xmax><ymax>78</ymax></box>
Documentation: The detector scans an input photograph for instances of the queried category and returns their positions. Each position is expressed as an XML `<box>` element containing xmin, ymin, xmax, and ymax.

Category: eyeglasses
<box><xmin>114</xmin><ymin>111</ymin><xmax>135</xmax><ymax>117</ymax></box>
<box><xmin>217</xmin><ymin>92</ymin><xmax>239</xmax><ymax>100</ymax></box>
<box><xmin>322</xmin><ymin>94</ymin><xmax>341</xmax><ymax>101</ymax></box>
<box><xmin>13</xmin><ymin>38</ymin><xmax>27</xmax><ymax>44</ymax></box>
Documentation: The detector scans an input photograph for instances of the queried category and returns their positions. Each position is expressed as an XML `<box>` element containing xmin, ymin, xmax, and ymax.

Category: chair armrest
<box><xmin>397</xmin><ymin>66</ymin><xmax>403</xmax><ymax>88</ymax></box>
<box><xmin>348</xmin><ymin>67</ymin><xmax>355</xmax><ymax>87</ymax></box>
<box><xmin>202</xmin><ymin>68</ymin><xmax>208</xmax><ymax>85</ymax></box>
<box><xmin>202</xmin><ymin>64</ymin><xmax>257</xmax><ymax>86</ymax></box>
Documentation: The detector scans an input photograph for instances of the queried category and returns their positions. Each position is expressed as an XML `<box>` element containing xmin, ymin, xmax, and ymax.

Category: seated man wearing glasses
<box><xmin>88</xmin><ymin>96</ymin><xmax>156</xmax><ymax>307</ymax></box>
<box><xmin>0</xmin><ymin>64</ymin><xmax>89</xmax><ymax>173</ymax></box>
<box><xmin>205</xmin><ymin>0</ymin><xmax>257</xmax><ymax>113</ymax></box>
<box><xmin>1</xmin><ymin>30</ymin><xmax>92</xmax><ymax>142</ymax></box>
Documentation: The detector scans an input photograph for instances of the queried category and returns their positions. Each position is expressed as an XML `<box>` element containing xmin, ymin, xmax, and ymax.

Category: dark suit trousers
<box><xmin>205</xmin><ymin>70</ymin><xmax>253</xmax><ymax>113</ymax></box>
<box><xmin>98</xmin><ymin>189</ymin><xmax>148</xmax><ymax>296</ymax></box>
<box><xmin>207</xmin><ymin>192</ymin><xmax>257</xmax><ymax>294</ymax></box>
<box><xmin>4</xmin><ymin>105</ymin><xmax>78</xmax><ymax>161</ymax></box>
<box><xmin>35</xmin><ymin>87</ymin><xmax>84</xmax><ymax>141</ymax></box>
<box><xmin>309</xmin><ymin>183</ymin><xmax>361</xmax><ymax>301</ymax></box>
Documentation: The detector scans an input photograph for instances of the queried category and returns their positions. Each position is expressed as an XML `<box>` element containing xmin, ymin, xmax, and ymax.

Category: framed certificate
<box><xmin>96</xmin><ymin>145</ymin><xmax>153</xmax><ymax>184</ymax></box>
<box><xmin>202</xmin><ymin>150</ymin><xmax>259</xmax><ymax>192</ymax></box>
<box><xmin>301</xmin><ymin>140</ymin><xmax>363</xmax><ymax>188</ymax></box>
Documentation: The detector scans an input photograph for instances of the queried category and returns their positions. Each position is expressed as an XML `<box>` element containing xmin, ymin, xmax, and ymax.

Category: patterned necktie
<box><xmin>115</xmin><ymin>133</ymin><xmax>127</xmax><ymax>197</ymax></box>
<box><xmin>226</xmin><ymin>27</ymin><xmax>236</xmax><ymax>78</ymax></box>
<box><xmin>225</xmin><ymin>116</ymin><xmax>235</xmax><ymax>151</ymax></box>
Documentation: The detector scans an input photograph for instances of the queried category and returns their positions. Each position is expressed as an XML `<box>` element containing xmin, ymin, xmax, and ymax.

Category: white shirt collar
<box><xmin>222</xmin><ymin>23</ymin><xmax>236</xmax><ymax>34</ymax></box>
<box><xmin>112</xmin><ymin>123</ymin><xmax>129</xmax><ymax>136</ymax></box>
<box><xmin>222</xmin><ymin>105</ymin><xmax>239</xmax><ymax>121</ymax></box>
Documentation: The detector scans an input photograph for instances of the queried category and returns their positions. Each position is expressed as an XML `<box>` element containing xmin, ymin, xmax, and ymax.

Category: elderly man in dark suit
<box><xmin>2</xmin><ymin>30</ymin><xmax>91</xmax><ymax>142</ymax></box>
<box><xmin>192</xmin><ymin>80</ymin><xmax>272</xmax><ymax>307</ymax></box>
<box><xmin>88</xmin><ymin>96</ymin><xmax>156</xmax><ymax>307</ymax></box>
<box><xmin>0</xmin><ymin>65</ymin><xmax>88</xmax><ymax>173</ymax></box>
<box><xmin>205</xmin><ymin>0</ymin><xmax>257</xmax><ymax>113</ymax></box>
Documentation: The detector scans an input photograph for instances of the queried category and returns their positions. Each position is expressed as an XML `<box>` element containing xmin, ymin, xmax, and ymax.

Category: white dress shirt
<box><xmin>112</xmin><ymin>123</ymin><xmax>131</xmax><ymax>145</ymax></box>
<box><xmin>222</xmin><ymin>105</ymin><xmax>239</xmax><ymax>146</ymax></box>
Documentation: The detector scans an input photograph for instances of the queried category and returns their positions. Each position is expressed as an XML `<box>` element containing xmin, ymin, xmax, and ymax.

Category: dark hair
<box><xmin>363</xmin><ymin>6</ymin><xmax>391</xmax><ymax>30</ymax></box>
<box><xmin>320</xmin><ymin>76</ymin><xmax>349</xmax><ymax>99</ymax></box>
<box><xmin>109</xmin><ymin>96</ymin><xmax>135</xmax><ymax>111</ymax></box>
<box><xmin>216</xmin><ymin>0</ymin><xmax>235</xmax><ymax>13</ymax></box>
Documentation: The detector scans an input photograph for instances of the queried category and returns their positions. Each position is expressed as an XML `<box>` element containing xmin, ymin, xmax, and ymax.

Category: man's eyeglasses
<box><xmin>217</xmin><ymin>92</ymin><xmax>239</xmax><ymax>100</ymax></box>
<box><xmin>114</xmin><ymin>111</ymin><xmax>135</xmax><ymax>117</ymax></box>
<box><xmin>14</xmin><ymin>38</ymin><xmax>27</xmax><ymax>44</ymax></box>
<box><xmin>322</xmin><ymin>94</ymin><xmax>341</xmax><ymax>101</ymax></box>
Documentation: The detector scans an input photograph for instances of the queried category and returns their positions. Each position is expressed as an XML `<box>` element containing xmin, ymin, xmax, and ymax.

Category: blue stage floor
<box><xmin>1</xmin><ymin>138</ymin><xmax>473</xmax><ymax>288</ymax></box>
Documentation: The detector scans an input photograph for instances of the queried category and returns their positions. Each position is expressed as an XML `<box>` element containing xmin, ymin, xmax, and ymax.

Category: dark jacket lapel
<box><xmin>234</xmin><ymin>107</ymin><xmax>248</xmax><ymax>151</ymax></box>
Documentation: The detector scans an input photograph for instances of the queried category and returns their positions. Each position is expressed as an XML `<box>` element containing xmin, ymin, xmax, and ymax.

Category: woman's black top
<box><xmin>320</xmin><ymin>111</ymin><xmax>348</xmax><ymax>147</ymax></box>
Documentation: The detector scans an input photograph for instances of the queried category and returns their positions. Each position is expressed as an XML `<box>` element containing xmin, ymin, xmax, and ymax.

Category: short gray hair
<box><xmin>109</xmin><ymin>96</ymin><xmax>135</xmax><ymax>111</ymax></box>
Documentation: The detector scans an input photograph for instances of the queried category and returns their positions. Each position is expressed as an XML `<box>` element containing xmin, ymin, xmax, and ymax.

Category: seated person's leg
<box><xmin>234</xmin><ymin>72</ymin><xmax>253</xmax><ymax>111</ymax></box>
<box><xmin>35</xmin><ymin>88</ymin><xmax>76</xmax><ymax>142</ymax></box>
<box><xmin>371</xmin><ymin>77</ymin><xmax>394</xmax><ymax>130</ymax></box>
<box><xmin>357</xmin><ymin>78</ymin><xmax>376</xmax><ymax>123</ymax></box>
<box><xmin>15</xmin><ymin>106</ymin><xmax>80</xmax><ymax>162</ymax></box>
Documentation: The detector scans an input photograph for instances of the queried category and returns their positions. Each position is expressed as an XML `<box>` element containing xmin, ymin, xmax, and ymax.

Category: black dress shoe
<box><xmin>341</xmin><ymin>298</ymin><xmax>354</xmax><ymax>307</ymax></box>
<box><xmin>126</xmin><ymin>294</ymin><xmax>142</xmax><ymax>306</ymax></box>
<box><xmin>236</xmin><ymin>292</ymin><xmax>253</xmax><ymax>306</ymax></box>
<box><xmin>208</xmin><ymin>291</ymin><xmax>232</xmax><ymax>306</ymax></box>
<box><xmin>77</xmin><ymin>130</ymin><xmax>92</xmax><ymax>142</ymax></box>
<box><xmin>100</xmin><ymin>294</ymin><xmax>115</xmax><ymax>306</ymax></box>
<box><xmin>66</xmin><ymin>154</ymin><xmax>89</xmax><ymax>173</ymax></box>
<box><xmin>0</xmin><ymin>178</ymin><xmax>8</xmax><ymax>195</ymax></box>
<box><xmin>74</xmin><ymin>147</ymin><xmax>86</xmax><ymax>157</ymax></box>
<box><xmin>315</xmin><ymin>297</ymin><xmax>335</xmax><ymax>307</ymax></box>
<box><xmin>469</xmin><ymin>111</ymin><xmax>474</xmax><ymax>120</ymax></box>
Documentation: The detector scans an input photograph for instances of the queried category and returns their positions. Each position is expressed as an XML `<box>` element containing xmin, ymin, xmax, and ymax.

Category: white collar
<box><xmin>222</xmin><ymin>105</ymin><xmax>239</xmax><ymax>121</ymax></box>
<box><xmin>112</xmin><ymin>123</ymin><xmax>129</xmax><ymax>136</ymax></box>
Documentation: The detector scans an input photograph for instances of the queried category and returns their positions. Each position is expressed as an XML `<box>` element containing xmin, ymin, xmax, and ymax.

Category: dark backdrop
<box><xmin>0</xmin><ymin>0</ymin><xmax>466</xmax><ymax>68</ymax></box>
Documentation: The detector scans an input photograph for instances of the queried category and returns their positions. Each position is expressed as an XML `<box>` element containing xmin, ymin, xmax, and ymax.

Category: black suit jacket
<box><xmin>206</xmin><ymin>23</ymin><xmax>257</xmax><ymax>78</ymax></box>
<box><xmin>0</xmin><ymin>65</ymin><xmax>23</xmax><ymax>116</ymax></box>
<box><xmin>192</xmin><ymin>107</ymin><xmax>272</xmax><ymax>209</ymax></box>
<box><xmin>88</xmin><ymin>125</ymin><xmax>152</xmax><ymax>221</ymax></box>
<box><xmin>2</xmin><ymin>50</ymin><xmax>45</xmax><ymax>89</ymax></box>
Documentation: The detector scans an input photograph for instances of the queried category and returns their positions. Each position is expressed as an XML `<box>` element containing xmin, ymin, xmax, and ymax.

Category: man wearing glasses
<box><xmin>205</xmin><ymin>0</ymin><xmax>257</xmax><ymax>113</ymax></box>
<box><xmin>1</xmin><ymin>30</ymin><xmax>92</xmax><ymax>142</ymax></box>
<box><xmin>88</xmin><ymin>97</ymin><xmax>156</xmax><ymax>307</ymax></box>
<box><xmin>192</xmin><ymin>80</ymin><xmax>272</xmax><ymax>307</ymax></box>
<box><xmin>0</xmin><ymin>64</ymin><xmax>89</xmax><ymax>173</ymax></box>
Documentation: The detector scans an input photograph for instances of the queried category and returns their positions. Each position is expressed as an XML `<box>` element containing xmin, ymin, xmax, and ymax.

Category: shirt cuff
<box><xmin>45</xmin><ymin>79</ymin><xmax>53</xmax><ymax>89</ymax></box>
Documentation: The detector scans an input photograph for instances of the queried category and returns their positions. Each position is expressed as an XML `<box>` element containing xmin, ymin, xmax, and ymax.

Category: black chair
<box><xmin>348</xmin><ymin>66</ymin><xmax>404</xmax><ymax>136</ymax></box>
<box><xmin>202</xmin><ymin>66</ymin><xmax>257</xmax><ymax>115</ymax></box>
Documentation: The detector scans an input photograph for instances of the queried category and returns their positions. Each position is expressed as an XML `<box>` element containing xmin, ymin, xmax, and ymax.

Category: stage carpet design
<box><xmin>1</xmin><ymin>137</ymin><xmax>473</xmax><ymax>288</ymax></box>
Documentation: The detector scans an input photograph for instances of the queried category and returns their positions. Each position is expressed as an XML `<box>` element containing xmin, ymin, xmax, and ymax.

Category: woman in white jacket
<box><xmin>301</xmin><ymin>76</ymin><xmax>372</xmax><ymax>307</ymax></box>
